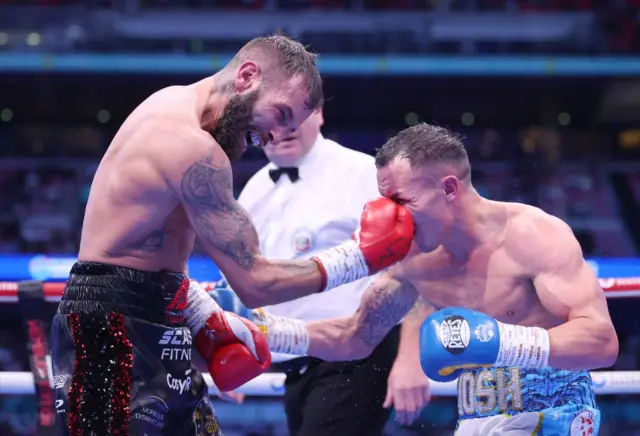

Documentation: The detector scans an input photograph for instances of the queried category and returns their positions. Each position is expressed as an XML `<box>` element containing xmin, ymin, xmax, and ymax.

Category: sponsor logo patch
<box><xmin>159</xmin><ymin>328</ymin><xmax>193</xmax><ymax>361</ymax></box>
<box><xmin>570</xmin><ymin>410</ymin><xmax>595</xmax><ymax>436</ymax></box>
<box><xmin>167</xmin><ymin>369</ymin><xmax>192</xmax><ymax>395</ymax></box>
<box><xmin>291</xmin><ymin>228</ymin><xmax>315</xmax><ymax>254</ymax></box>
<box><xmin>439</xmin><ymin>315</ymin><xmax>471</xmax><ymax>355</ymax></box>
<box><xmin>134</xmin><ymin>396</ymin><xmax>169</xmax><ymax>430</ymax></box>
<box><xmin>193</xmin><ymin>397</ymin><xmax>220</xmax><ymax>436</ymax></box>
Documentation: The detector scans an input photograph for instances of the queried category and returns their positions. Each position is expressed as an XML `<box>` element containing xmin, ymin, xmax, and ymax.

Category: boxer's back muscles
<box><xmin>307</xmin><ymin>201</ymin><xmax>612</xmax><ymax>361</ymax></box>
<box><xmin>80</xmin><ymin>85</ymin><xmax>329</xmax><ymax>307</ymax></box>
<box><xmin>79</xmin><ymin>87</ymin><xmax>200</xmax><ymax>273</ymax></box>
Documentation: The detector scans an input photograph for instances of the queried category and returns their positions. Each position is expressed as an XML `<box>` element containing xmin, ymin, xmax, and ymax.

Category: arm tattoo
<box><xmin>353</xmin><ymin>280</ymin><xmax>416</xmax><ymax>348</ymax></box>
<box><xmin>406</xmin><ymin>296</ymin><xmax>431</xmax><ymax>319</ymax></box>
<box><xmin>180</xmin><ymin>149</ymin><xmax>259</xmax><ymax>270</ymax></box>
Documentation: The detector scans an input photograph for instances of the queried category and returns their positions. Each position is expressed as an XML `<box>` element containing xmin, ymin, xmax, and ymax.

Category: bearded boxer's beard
<box><xmin>211</xmin><ymin>89</ymin><xmax>260</xmax><ymax>162</ymax></box>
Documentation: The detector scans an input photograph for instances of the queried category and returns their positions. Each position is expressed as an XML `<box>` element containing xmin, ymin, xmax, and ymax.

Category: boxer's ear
<box><xmin>234</xmin><ymin>61</ymin><xmax>260</xmax><ymax>92</ymax></box>
<box><xmin>441</xmin><ymin>176</ymin><xmax>459</xmax><ymax>201</ymax></box>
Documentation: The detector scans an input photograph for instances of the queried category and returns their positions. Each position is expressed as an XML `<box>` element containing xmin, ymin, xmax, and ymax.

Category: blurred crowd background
<box><xmin>1</xmin><ymin>0</ymin><xmax>640</xmax><ymax>434</ymax></box>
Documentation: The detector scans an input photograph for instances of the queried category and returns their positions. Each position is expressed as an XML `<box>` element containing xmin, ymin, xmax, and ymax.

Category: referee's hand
<box><xmin>383</xmin><ymin>356</ymin><xmax>431</xmax><ymax>426</ymax></box>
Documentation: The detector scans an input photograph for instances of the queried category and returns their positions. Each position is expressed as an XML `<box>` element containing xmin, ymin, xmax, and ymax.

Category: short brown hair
<box><xmin>375</xmin><ymin>123</ymin><xmax>470</xmax><ymax>177</ymax></box>
<box><xmin>232</xmin><ymin>35</ymin><xmax>323</xmax><ymax>111</ymax></box>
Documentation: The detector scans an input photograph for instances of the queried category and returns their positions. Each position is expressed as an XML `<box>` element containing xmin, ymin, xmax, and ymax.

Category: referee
<box><xmin>238</xmin><ymin>109</ymin><xmax>432</xmax><ymax>435</ymax></box>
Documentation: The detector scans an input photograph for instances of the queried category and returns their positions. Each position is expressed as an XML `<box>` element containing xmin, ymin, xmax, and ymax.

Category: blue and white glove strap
<box><xmin>209</xmin><ymin>277</ymin><xmax>251</xmax><ymax>317</ymax></box>
<box><xmin>184</xmin><ymin>280</ymin><xmax>222</xmax><ymax>334</ymax></box>
<box><xmin>313</xmin><ymin>240</ymin><xmax>369</xmax><ymax>291</ymax></box>
<box><xmin>251</xmin><ymin>309</ymin><xmax>310</xmax><ymax>356</ymax></box>
<box><xmin>494</xmin><ymin>322</ymin><xmax>551</xmax><ymax>369</ymax></box>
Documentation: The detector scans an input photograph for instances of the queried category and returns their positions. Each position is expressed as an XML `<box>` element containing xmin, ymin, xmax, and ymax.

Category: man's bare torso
<box><xmin>405</xmin><ymin>203</ymin><xmax>562</xmax><ymax>330</ymax></box>
<box><xmin>78</xmin><ymin>85</ymin><xmax>208</xmax><ymax>273</ymax></box>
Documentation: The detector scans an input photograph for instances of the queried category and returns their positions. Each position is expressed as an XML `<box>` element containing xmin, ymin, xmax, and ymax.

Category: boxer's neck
<box><xmin>441</xmin><ymin>191</ymin><xmax>503</xmax><ymax>260</ymax></box>
<box><xmin>195</xmin><ymin>75</ymin><xmax>228</xmax><ymax>131</ymax></box>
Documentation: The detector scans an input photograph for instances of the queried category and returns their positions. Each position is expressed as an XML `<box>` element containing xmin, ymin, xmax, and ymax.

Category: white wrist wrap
<box><xmin>184</xmin><ymin>280</ymin><xmax>221</xmax><ymax>334</ymax></box>
<box><xmin>250</xmin><ymin>309</ymin><xmax>310</xmax><ymax>356</ymax></box>
<box><xmin>313</xmin><ymin>240</ymin><xmax>369</xmax><ymax>291</ymax></box>
<box><xmin>495</xmin><ymin>322</ymin><xmax>550</xmax><ymax>369</ymax></box>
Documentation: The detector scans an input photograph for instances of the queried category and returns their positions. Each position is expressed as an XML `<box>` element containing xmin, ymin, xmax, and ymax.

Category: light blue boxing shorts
<box><xmin>455</xmin><ymin>366</ymin><xmax>600</xmax><ymax>435</ymax></box>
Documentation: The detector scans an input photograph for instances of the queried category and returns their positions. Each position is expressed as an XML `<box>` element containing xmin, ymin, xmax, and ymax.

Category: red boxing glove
<box><xmin>209</xmin><ymin>343</ymin><xmax>270</xmax><ymax>392</ymax></box>
<box><xmin>354</xmin><ymin>197</ymin><xmax>414</xmax><ymax>272</ymax></box>
<box><xmin>312</xmin><ymin>197</ymin><xmax>414</xmax><ymax>291</ymax></box>
<box><xmin>194</xmin><ymin>311</ymin><xmax>271</xmax><ymax>392</ymax></box>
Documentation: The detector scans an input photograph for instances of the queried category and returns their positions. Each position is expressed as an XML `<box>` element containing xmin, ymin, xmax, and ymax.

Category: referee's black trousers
<box><xmin>274</xmin><ymin>325</ymin><xmax>400</xmax><ymax>436</ymax></box>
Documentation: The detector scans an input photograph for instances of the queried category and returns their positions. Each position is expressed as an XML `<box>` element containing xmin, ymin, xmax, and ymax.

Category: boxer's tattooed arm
<box><xmin>177</xmin><ymin>145</ymin><xmax>324</xmax><ymax>305</ymax></box>
<box><xmin>180</xmin><ymin>151</ymin><xmax>259</xmax><ymax>270</ymax></box>
<box><xmin>353</xmin><ymin>277</ymin><xmax>418</xmax><ymax>348</ymax></box>
<box><xmin>406</xmin><ymin>296</ymin><xmax>433</xmax><ymax>320</ymax></box>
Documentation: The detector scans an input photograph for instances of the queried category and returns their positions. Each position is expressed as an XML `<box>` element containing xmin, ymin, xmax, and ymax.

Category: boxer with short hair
<box><xmin>246</xmin><ymin>123</ymin><xmax>618</xmax><ymax>435</ymax></box>
<box><xmin>49</xmin><ymin>34</ymin><xmax>414</xmax><ymax>436</ymax></box>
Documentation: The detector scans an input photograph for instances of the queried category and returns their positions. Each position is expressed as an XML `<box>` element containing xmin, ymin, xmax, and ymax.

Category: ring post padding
<box><xmin>17</xmin><ymin>280</ymin><xmax>57</xmax><ymax>434</ymax></box>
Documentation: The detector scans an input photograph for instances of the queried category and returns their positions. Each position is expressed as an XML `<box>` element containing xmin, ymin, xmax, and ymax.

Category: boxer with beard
<box><xmin>49</xmin><ymin>35</ymin><xmax>415</xmax><ymax>436</ymax></box>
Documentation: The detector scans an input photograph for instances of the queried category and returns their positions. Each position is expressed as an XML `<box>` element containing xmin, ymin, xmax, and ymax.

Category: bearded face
<box><xmin>210</xmin><ymin>88</ymin><xmax>260</xmax><ymax>162</ymax></box>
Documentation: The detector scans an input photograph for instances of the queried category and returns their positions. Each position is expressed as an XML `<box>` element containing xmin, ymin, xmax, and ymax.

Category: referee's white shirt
<box><xmin>238</xmin><ymin>134</ymin><xmax>381</xmax><ymax>325</ymax></box>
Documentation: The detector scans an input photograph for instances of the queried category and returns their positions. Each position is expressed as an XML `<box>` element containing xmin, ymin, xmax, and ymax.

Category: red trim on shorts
<box><xmin>67</xmin><ymin>314</ymin><xmax>85</xmax><ymax>436</ymax></box>
<box><xmin>68</xmin><ymin>313</ymin><xmax>134</xmax><ymax>435</ymax></box>
<box><xmin>108</xmin><ymin>312</ymin><xmax>133</xmax><ymax>435</ymax></box>
<box><xmin>166</xmin><ymin>278</ymin><xmax>189</xmax><ymax>324</ymax></box>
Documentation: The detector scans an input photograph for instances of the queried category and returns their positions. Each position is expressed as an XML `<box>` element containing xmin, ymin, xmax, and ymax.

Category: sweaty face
<box><xmin>263</xmin><ymin>109</ymin><xmax>324</xmax><ymax>167</ymax></box>
<box><xmin>377</xmin><ymin>158</ymin><xmax>453</xmax><ymax>251</ymax></box>
<box><xmin>215</xmin><ymin>68</ymin><xmax>315</xmax><ymax>162</ymax></box>
<box><xmin>251</xmin><ymin>75</ymin><xmax>314</xmax><ymax>146</ymax></box>
<box><xmin>214</xmin><ymin>78</ymin><xmax>314</xmax><ymax>163</ymax></box>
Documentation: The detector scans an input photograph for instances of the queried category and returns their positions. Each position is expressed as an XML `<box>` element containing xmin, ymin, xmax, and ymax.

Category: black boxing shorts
<box><xmin>50</xmin><ymin>261</ymin><xmax>222</xmax><ymax>436</ymax></box>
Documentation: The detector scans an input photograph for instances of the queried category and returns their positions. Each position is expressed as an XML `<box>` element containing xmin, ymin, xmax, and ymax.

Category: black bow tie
<box><xmin>269</xmin><ymin>167</ymin><xmax>299</xmax><ymax>183</ymax></box>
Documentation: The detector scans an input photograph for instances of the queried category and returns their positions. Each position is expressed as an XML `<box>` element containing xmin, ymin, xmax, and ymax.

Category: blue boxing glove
<box><xmin>419</xmin><ymin>307</ymin><xmax>551</xmax><ymax>382</ymax></box>
<box><xmin>208</xmin><ymin>277</ymin><xmax>252</xmax><ymax>319</ymax></box>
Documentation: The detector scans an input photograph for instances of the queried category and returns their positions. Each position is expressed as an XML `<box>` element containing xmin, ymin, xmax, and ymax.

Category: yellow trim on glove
<box><xmin>438</xmin><ymin>364</ymin><xmax>494</xmax><ymax>377</ymax></box>
<box><xmin>250</xmin><ymin>308</ymin><xmax>269</xmax><ymax>337</ymax></box>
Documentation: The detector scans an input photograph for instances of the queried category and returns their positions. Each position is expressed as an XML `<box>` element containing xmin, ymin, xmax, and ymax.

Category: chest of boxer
<box><xmin>408</xmin><ymin>248</ymin><xmax>558</xmax><ymax>328</ymax></box>
<box><xmin>456</xmin><ymin>366</ymin><xmax>596</xmax><ymax>419</ymax></box>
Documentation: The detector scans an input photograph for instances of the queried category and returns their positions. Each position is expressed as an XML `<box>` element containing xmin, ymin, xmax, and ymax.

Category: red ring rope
<box><xmin>0</xmin><ymin>278</ymin><xmax>638</xmax><ymax>302</ymax></box>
